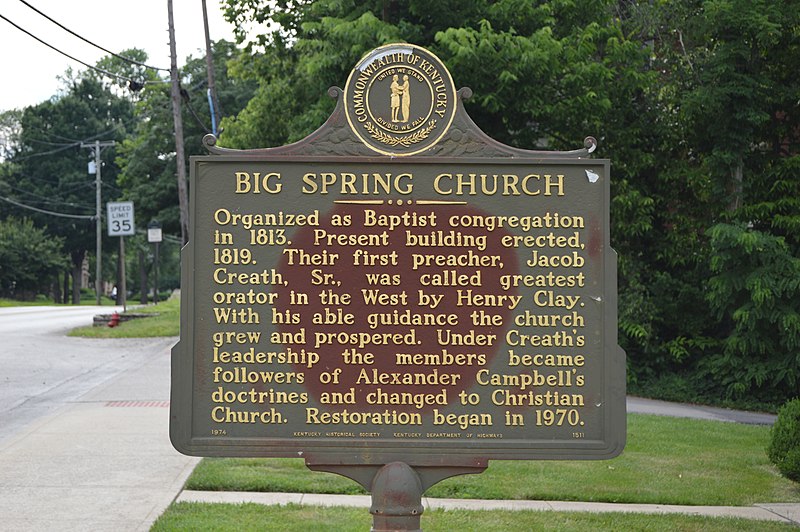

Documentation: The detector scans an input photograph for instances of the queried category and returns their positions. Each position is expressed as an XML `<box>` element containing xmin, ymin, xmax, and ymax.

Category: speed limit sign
<box><xmin>107</xmin><ymin>201</ymin><xmax>135</xmax><ymax>236</ymax></box>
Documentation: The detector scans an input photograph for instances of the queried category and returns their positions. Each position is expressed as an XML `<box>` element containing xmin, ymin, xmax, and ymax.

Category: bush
<box><xmin>706</xmin><ymin>224</ymin><xmax>800</xmax><ymax>402</ymax></box>
<box><xmin>0</xmin><ymin>218</ymin><xmax>65</xmax><ymax>298</ymax></box>
<box><xmin>768</xmin><ymin>398</ymin><xmax>800</xmax><ymax>482</ymax></box>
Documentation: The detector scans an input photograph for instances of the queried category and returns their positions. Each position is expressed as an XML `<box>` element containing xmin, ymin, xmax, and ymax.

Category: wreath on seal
<box><xmin>364</xmin><ymin>120</ymin><xmax>437</xmax><ymax>148</ymax></box>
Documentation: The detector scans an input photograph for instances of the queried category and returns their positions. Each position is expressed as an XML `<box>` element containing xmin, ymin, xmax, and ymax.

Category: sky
<box><xmin>0</xmin><ymin>0</ymin><xmax>242</xmax><ymax>111</ymax></box>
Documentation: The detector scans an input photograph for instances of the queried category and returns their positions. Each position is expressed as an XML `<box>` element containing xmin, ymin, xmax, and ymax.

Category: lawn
<box><xmin>157</xmin><ymin>413</ymin><xmax>798</xmax><ymax>530</ymax></box>
<box><xmin>67</xmin><ymin>296</ymin><xmax>180</xmax><ymax>338</ymax></box>
<box><xmin>0</xmin><ymin>294</ymin><xmax>121</xmax><ymax>307</ymax></box>
<box><xmin>185</xmin><ymin>414</ymin><xmax>799</xmax><ymax>506</ymax></box>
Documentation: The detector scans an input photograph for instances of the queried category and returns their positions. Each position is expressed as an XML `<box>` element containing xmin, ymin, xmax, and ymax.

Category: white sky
<box><xmin>0</xmin><ymin>0</ymin><xmax>242</xmax><ymax>111</ymax></box>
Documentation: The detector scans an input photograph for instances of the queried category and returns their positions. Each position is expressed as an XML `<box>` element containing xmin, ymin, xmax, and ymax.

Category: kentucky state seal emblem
<box><xmin>344</xmin><ymin>43</ymin><xmax>457</xmax><ymax>156</ymax></box>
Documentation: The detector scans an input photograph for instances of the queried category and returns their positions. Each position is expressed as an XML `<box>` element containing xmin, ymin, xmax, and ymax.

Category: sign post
<box><xmin>171</xmin><ymin>44</ymin><xmax>625</xmax><ymax>529</ymax></box>
<box><xmin>107</xmin><ymin>201</ymin><xmax>135</xmax><ymax>310</ymax></box>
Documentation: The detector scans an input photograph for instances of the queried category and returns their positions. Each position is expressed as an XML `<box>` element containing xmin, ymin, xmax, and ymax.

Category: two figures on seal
<box><xmin>390</xmin><ymin>74</ymin><xmax>411</xmax><ymax>123</ymax></box>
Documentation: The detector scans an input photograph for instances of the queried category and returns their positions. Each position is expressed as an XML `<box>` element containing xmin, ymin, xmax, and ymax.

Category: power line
<box><xmin>0</xmin><ymin>195</ymin><xmax>94</xmax><ymax>219</ymax></box>
<box><xmin>9</xmin><ymin>120</ymin><xmax>133</xmax><ymax>162</ymax></box>
<box><xmin>25</xmin><ymin>138</ymin><xmax>76</xmax><ymax>147</ymax></box>
<box><xmin>182</xmin><ymin>87</ymin><xmax>212</xmax><ymax>133</ymax></box>
<box><xmin>9</xmin><ymin>143</ymin><xmax>79</xmax><ymax>161</ymax></box>
<box><xmin>0</xmin><ymin>12</ymin><xmax>132</xmax><ymax>83</ymax></box>
<box><xmin>101</xmin><ymin>181</ymin><xmax>123</xmax><ymax>194</ymax></box>
<box><xmin>0</xmin><ymin>182</ymin><xmax>93</xmax><ymax>209</ymax></box>
<box><xmin>16</xmin><ymin>0</ymin><xmax>169</xmax><ymax>72</ymax></box>
<box><xmin>0</xmin><ymin>12</ymin><xmax>168</xmax><ymax>89</ymax></box>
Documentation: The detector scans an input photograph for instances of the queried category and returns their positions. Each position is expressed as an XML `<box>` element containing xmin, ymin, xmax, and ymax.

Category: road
<box><xmin>0</xmin><ymin>305</ymin><xmax>197</xmax><ymax>530</ymax></box>
<box><xmin>0</xmin><ymin>305</ymin><xmax>171</xmax><ymax>444</ymax></box>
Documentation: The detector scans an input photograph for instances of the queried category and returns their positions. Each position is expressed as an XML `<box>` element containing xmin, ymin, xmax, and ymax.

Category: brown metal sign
<box><xmin>170</xmin><ymin>46</ymin><xmax>625</xmax><ymax>466</ymax></box>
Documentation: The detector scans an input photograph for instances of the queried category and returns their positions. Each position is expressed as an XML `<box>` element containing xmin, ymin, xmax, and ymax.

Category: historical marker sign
<box><xmin>171</xmin><ymin>44</ymin><xmax>625</xmax><ymax>466</ymax></box>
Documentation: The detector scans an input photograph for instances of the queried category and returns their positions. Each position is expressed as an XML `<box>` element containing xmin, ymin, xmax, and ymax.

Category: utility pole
<box><xmin>201</xmin><ymin>0</ymin><xmax>221</xmax><ymax>135</ymax></box>
<box><xmin>168</xmin><ymin>0</ymin><xmax>190</xmax><ymax>244</ymax></box>
<box><xmin>82</xmin><ymin>140</ymin><xmax>115</xmax><ymax>305</ymax></box>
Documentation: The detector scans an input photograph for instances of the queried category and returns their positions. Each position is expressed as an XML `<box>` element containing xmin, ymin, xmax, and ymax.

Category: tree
<box><xmin>116</xmin><ymin>40</ymin><xmax>257</xmax><ymax>239</ymax></box>
<box><xmin>705</xmin><ymin>224</ymin><xmax>800</xmax><ymax>400</ymax></box>
<box><xmin>215</xmin><ymin>0</ymin><xmax>800</xmax><ymax>407</ymax></box>
<box><xmin>628</xmin><ymin>0</ymin><xmax>800</xmax><ymax>403</ymax></box>
<box><xmin>0</xmin><ymin>218</ymin><xmax>65</xmax><ymax>299</ymax></box>
<box><xmin>0</xmin><ymin>75</ymin><xmax>134</xmax><ymax>303</ymax></box>
<box><xmin>217</xmin><ymin>0</ymin><xmax>672</xmax><ymax>379</ymax></box>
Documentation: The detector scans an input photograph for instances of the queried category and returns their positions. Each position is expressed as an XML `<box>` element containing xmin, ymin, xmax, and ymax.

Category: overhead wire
<box><xmin>16</xmin><ymin>0</ymin><xmax>169</xmax><ymax>72</ymax></box>
<box><xmin>101</xmin><ymin>180</ymin><xmax>123</xmax><ymax>194</ymax></box>
<box><xmin>8</xmin><ymin>143</ymin><xmax>79</xmax><ymax>161</ymax></box>
<box><xmin>182</xmin><ymin>89</ymin><xmax>212</xmax><ymax>133</ymax></box>
<box><xmin>24</xmin><ymin>138</ymin><xmax>76</xmax><ymax>147</ymax></box>
<box><xmin>9</xmin><ymin>118</ymin><xmax>135</xmax><ymax>162</ymax></box>
<box><xmin>0</xmin><ymin>195</ymin><xmax>94</xmax><ymax>219</ymax></box>
<box><xmin>0</xmin><ymin>13</ymin><xmax>169</xmax><ymax>88</ymax></box>
<box><xmin>0</xmin><ymin>6</ymin><xmax>206</xmax><ymax>231</ymax></box>
<box><xmin>0</xmin><ymin>12</ymin><xmax>134</xmax><ymax>84</ymax></box>
<box><xmin>1</xmin><ymin>181</ymin><xmax>93</xmax><ymax>209</ymax></box>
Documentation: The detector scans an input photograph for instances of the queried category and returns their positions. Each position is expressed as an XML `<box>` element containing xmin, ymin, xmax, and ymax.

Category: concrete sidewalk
<box><xmin>627</xmin><ymin>396</ymin><xmax>777</xmax><ymax>425</ymax></box>
<box><xmin>177</xmin><ymin>490</ymin><xmax>800</xmax><ymax>524</ymax></box>
<box><xmin>0</xmin><ymin>337</ymin><xmax>199</xmax><ymax>531</ymax></box>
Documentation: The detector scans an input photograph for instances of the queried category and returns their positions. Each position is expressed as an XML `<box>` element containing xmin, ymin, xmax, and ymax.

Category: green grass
<box><xmin>0</xmin><ymin>296</ymin><xmax>53</xmax><ymax>307</ymax></box>
<box><xmin>67</xmin><ymin>296</ymin><xmax>180</xmax><ymax>338</ymax></box>
<box><xmin>0</xmin><ymin>294</ymin><xmax>122</xmax><ymax>307</ymax></box>
<box><xmin>151</xmin><ymin>502</ymin><xmax>797</xmax><ymax>531</ymax></box>
<box><xmin>0</xmin><ymin>296</ymin><xmax>117</xmax><ymax>307</ymax></box>
<box><xmin>186</xmin><ymin>414</ymin><xmax>800</xmax><ymax>506</ymax></box>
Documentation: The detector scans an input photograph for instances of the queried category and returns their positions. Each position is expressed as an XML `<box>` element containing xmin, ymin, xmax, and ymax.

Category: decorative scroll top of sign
<box><xmin>343</xmin><ymin>44</ymin><xmax>457</xmax><ymax>156</ymax></box>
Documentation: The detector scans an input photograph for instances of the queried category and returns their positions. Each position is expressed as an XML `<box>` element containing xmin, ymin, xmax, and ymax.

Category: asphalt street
<box><xmin>0</xmin><ymin>306</ymin><xmax>198</xmax><ymax>530</ymax></box>
<box><xmin>0</xmin><ymin>305</ymin><xmax>150</xmax><ymax>443</ymax></box>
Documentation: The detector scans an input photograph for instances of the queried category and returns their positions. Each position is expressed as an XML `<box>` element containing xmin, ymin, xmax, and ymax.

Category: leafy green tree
<box><xmin>216</xmin><ymin>0</ymin><xmax>800</xmax><ymax>407</ymax></box>
<box><xmin>0</xmin><ymin>218</ymin><xmax>66</xmax><ymax>299</ymax></box>
<box><xmin>0</xmin><ymin>75</ymin><xmax>134</xmax><ymax>303</ymax></box>
<box><xmin>116</xmin><ymin>40</ymin><xmax>257</xmax><ymax>238</ymax></box>
<box><xmin>218</xmin><ymin>0</ymin><xmax>673</xmax><ymax>378</ymax></box>
<box><xmin>705</xmin><ymin>224</ymin><xmax>800</xmax><ymax>400</ymax></box>
<box><xmin>629</xmin><ymin>0</ymin><xmax>800</xmax><ymax>403</ymax></box>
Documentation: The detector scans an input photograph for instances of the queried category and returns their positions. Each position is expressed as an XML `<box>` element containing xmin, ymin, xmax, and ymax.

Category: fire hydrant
<box><xmin>108</xmin><ymin>312</ymin><xmax>120</xmax><ymax>328</ymax></box>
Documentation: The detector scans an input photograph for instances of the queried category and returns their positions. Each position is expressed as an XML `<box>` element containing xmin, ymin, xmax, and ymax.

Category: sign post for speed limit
<box><xmin>107</xmin><ymin>201</ymin><xmax>135</xmax><ymax>309</ymax></box>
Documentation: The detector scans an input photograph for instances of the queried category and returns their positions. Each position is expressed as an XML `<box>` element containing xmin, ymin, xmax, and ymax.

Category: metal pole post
<box><xmin>154</xmin><ymin>241</ymin><xmax>160</xmax><ymax>304</ymax></box>
<box><xmin>139</xmin><ymin>250</ymin><xmax>148</xmax><ymax>305</ymax></box>
<box><xmin>370</xmin><ymin>462</ymin><xmax>423</xmax><ymax>532</ymax></box>
<box><xmin>201</xmin><ymin>0</ymin><xmax>221</xmax><ymax>135</ymax></box>
<box><xmin>119</xmin><ymin>236</ymin><xmax>127</xmax><ymax>311</ymax></box>
<box><xmin>147</xmin><ymin>220</ymin><xmax>162</xmax><ymax>304</ymax></box>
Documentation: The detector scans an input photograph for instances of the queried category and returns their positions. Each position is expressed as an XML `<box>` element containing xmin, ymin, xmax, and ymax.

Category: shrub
<box><xmin>768</xmin><ymin>398</ymin><xmax>800</xmax><ymax>482</ymax></box>
<box><xmin>0</xmin><ymin>218</ymin><xmax>65</xmax><ymax>298</ymax></box>
<box><xmin>706</xmin><ymin>224</ymin><xmax>800</xmax><ymax>402</ymax></box>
